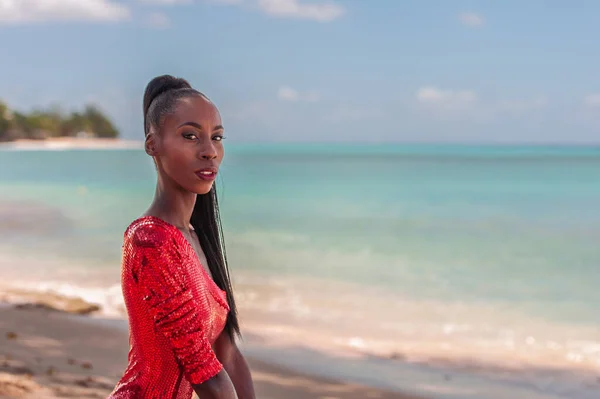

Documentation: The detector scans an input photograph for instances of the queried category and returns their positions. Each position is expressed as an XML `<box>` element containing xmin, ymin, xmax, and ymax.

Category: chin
<box><xmin>193</xmin><ymin>182</ymin><xmax>214</xmax><ymax>195</ymax></box>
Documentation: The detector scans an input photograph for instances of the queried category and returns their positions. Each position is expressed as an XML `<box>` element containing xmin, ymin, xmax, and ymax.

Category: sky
<box><xmin>0</xmin><ymin>0</ymin><xmax>599</xmax><ymax>144</ymax></box>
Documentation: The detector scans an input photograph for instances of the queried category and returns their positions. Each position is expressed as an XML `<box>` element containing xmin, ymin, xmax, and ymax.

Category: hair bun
<box><xmin>143</xmin><ymin>75</ymin><xmax>192</xmax><ymax>119</ymax></box>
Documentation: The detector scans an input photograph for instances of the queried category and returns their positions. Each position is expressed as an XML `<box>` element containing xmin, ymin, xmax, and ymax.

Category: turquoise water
<box><xmin>1</xmin><ymin>143</ymin><xmax>599</xmax><ymax>397</ymax></box>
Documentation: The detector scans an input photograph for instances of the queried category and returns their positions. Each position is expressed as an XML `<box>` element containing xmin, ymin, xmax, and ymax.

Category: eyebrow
<box><xmin>178</xmin><ymin>122</ymin><xmax>224</xmax><ymax>131</ymax></box>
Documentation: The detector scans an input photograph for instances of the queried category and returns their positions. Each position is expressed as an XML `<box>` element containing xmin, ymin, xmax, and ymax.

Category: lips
<box><xmin>195</xmin><ymin>167</ymin><xmax>217</xmax><ymax>181</ymax></box>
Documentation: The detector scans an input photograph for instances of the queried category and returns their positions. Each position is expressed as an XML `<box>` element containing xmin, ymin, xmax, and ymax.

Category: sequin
<box><xmin>108</xmin><ymin>216</ymin><xmax>230</xmax><ymax>399</ymax></box>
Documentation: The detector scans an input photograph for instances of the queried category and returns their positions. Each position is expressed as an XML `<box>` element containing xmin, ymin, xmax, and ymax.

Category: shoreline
<box><xmin>0</xmin><ymin>305</ymin><xmax>425</xmax><ymax>399</ymax></box>
<box><xmin>1</xmin><ymin>288</ymin><xmax>599</xmax><ymax>399</ymax></box>
<box><xmin>0</xmin><ymin>137</ymin><xmax>142</xmax><ymax>150</ymax></box>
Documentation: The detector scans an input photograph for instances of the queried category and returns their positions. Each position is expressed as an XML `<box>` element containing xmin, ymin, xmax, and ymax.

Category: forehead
<box><xmin>164</xmin><ymin>95</ymin><xmax>221</xmax><ymax>127</ymax></box>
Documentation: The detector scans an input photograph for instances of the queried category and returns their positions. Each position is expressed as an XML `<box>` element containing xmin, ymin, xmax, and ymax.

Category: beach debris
<box><xmin>6</xmin><ymin>287</ymin><xmax>102</xmax><ymax>315</ymax></box>
<box><xmin>6</xmin><ymin>332</ymin><xmax>17</xmax><ymax>340</ymax></box>
<box><xmin>45</xmin><ymin>366</ymin><xmax>56</xmax><ymax>376</ymax></box>
<box><xmin>388</xmin><ymin>352</ymin><xmax>405</xmax><ymax>361</ymax></box>
<box><xmin>67</xmin><ymin>358</ymin><xmax>76</xmax><ymax>365</ymax></box>
<box><xmin>15</xmin><ymin>299</ymin><xmax>101</xmax><ymax>315</ymax></box>
<box><xmin>0</xmin><ymin>361</ymin><xmax>33</xmax><ymax>376</ymax></box>
<box><xmin>75</xmin><ymin>376</ymin><xmax>95</xmax><ymax>387</ymax></box>
<box><xmin>81</xmin><ymin>362</ymin><xmax>93</xmax><ymax>370</ymax></box>
<box><xmin>0</xmin><ymin>372</ymin><xmax>42</xmax><ymax>397</ymax></box>
<box><xmin>74</xmin><ymin>376</ymin><xmax>115</xmax><ymax>390</ymax></box>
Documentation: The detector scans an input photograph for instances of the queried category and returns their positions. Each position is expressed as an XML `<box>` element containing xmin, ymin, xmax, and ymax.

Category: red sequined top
<box><xmin>109</xmin><ymin>216</ymin><xmax>230</xmax><ymax>399</ymax></box>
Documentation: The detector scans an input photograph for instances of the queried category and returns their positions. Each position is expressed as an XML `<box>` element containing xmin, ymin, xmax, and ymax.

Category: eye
<box><xmin>182</xmin><ymin>132</ymin><xmax>198</xmax><ymax>140</ymax></box>
<box><xmin>213</xmin><ymin>134</ymin><xmax>226</xmax><ymax>142</ymax></box>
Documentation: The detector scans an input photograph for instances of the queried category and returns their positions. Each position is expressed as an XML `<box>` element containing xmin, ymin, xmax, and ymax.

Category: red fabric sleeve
<box><xmin>128</xmin><ymin>223</ymin><xmax>223</xmax><ymax>385</ymax></box>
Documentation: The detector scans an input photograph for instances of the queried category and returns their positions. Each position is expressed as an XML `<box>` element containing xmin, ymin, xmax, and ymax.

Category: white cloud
<box><xmin>137</xmin><ymin>0</ymin><xmax>193</xmax><ymax>5</ymax></box>
<box><xmin>278</xmin><ymin>86</ymin><xmax>299</xmax><ymax>101</ymax></box>
<box><xmin>459</xmin><ymin>11</ymin><xmax>484</xmax><ymax>27</ymax></box>
<box><xmin>414</xmin><ymin>86</ymin><xmax>494</xmax><ymax>123</ymax></box>
<box><xmin>416</xmin><ymin>87</ymin><xmax>556</xmax><ymax>128</ymax></box>
<box><xmin>576</xmin><ymin>94</ymin><xmax>600</xmax><ymax>128</ymax></box>
<box><xmin>416</xmin><ymin>86</ymin><xmax>478</xmax><ymax>107</ymax></box>
<box><xmin>208</xmin><ymin>0</ymin><xmax>244</xmax><ymax>4</ymax></box>
<box><xmin>258</xmin><ymin>0</ymin><xmax>344</xmax><ymax>22</ymax></box>
<box><xmin>277</xmin><ymin>86</ymin><xmax>319</xmax><ymax>102</ymax></box>
<box><xmin>0</xmin><ymin>0</ymin><xmax>129</xmax><ymax>24</ymax></box>
<box><xmin>583</xmin><ymin>93</ymin><xmax>600</xmax><ymax>108</ymax></box>
<box><xmin>223</xmin><ymin>100</ymin><xmax>287</xmax><ymax>132</ymax></box>
<box><xmin>144</xmin><ymin>12</ymin><xmax>170</xmax><ymax>28</ymax></box>
<box><xmin>304</xmin><ymin>90</ymin><xmax>320</xmax><ymax>102</ymax></box>
<box><xmin>206</xmin><ymin>0</ymin><xmax>345</xmax><ymax>21</ymax></box>
<box><xmin>327</xmin><ymin>105</ymin><xmax>385</xmax><ymax>123</ymax></box>
<box><xmin>500</xmin><ymin>96</ymin><xmax>548</xmax><ymax>112</ymax></box>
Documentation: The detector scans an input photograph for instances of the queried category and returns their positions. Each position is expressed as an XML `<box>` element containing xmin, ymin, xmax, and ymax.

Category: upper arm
<box><xmin>192</xmin><ymin>368</ymin><xmax>238</xmax><ymax>399</ymax></box>
<box><xmin>213</xmin><ymin>330</ymin><xmax>238</xmax><ymax>366</ymax></box>
<box><xmin>126</xmin><ymin>223</ymin><xmax>223</xmax><ymax>385</ymax></box>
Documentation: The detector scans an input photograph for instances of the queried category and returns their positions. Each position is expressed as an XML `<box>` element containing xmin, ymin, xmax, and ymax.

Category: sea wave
<box><xmin>1</xmin><ymin>272</ymin><xmax>599</xmax><ymax>398</ymax></box>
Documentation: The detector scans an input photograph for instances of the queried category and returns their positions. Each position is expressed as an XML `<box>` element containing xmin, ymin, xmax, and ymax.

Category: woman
<box><xmin>109</xmin><ymin>75</ymin><xmax>255</xmax><ymax>399</ymax></box>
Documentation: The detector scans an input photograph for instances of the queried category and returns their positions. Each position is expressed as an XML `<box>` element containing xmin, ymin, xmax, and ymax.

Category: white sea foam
<box><xmin>234</xmin><ymin>273</ymin><xmax>600</xmax><ymax>398</ymax></box>
<box><xmin>0</xmin><ymin>257</ymin><xmax>599</xmax><ymax>398</ymax></box>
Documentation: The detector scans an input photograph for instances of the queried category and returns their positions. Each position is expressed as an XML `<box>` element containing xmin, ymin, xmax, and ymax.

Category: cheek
<box><xmin>160</xmin><ymin>144</ymin><xmax>193</xmax><ymax>179</ymax></box>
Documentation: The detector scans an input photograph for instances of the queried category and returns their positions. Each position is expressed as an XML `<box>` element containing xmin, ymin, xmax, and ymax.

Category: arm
<box><xmin>213</xmin><ymin>331</ymin><xmax>256</xmax><ymax>399</ymax></box>
<box><xmin>192</xmin><ymin>369</ymin><xmax>238</xmax><ymax>399</ymax></box>
<box><xmin>128</xmin><ymin>224</ymin><xmax>238</xmax><ymax>398</ymax></box>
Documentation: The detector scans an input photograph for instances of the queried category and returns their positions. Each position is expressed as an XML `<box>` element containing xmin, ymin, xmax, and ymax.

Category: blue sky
<box><xmin>0</xmin><ymin>0</ymin><xmax>599</xmax><ymax>144</ymax></box>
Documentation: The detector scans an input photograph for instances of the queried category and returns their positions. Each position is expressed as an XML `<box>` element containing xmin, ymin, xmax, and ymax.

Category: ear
<box><xmin>145</xmin><ymin>133</ymin><xmax>159</xmax><ymax>156</ymax></box>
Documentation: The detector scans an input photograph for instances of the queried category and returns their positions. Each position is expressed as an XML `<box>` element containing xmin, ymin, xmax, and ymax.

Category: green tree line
<box><xmin>0</xmin><ymin>100</ymin><xmax>119</xmax><ymax>141</ymax></box>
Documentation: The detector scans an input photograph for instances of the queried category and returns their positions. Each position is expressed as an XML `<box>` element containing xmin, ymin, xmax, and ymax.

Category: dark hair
<box><xmin>143</xmin><ymin>75</ymin><xmax>241</xmax><ymax>341</ymax></box>
<box><xmin>143</xmin><ymin>75</ymin><xmax>202</xmax><ymax>136</ymax></box>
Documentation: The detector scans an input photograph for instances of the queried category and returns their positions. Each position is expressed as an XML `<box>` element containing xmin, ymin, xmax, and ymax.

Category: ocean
<box><xmin>0</xmin><ymin>142</ymin><xmax>599</xmax><ymax>398</ymax></box>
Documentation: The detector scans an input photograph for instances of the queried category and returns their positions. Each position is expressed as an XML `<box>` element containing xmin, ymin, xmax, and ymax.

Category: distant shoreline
<box><xmin>0</xmin><ymin>137</ymin><xmax>143</xmax><ymax>150</ymax></box>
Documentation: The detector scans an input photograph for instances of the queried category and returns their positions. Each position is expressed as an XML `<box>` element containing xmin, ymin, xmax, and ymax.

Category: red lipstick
<box><xmin>195</xmin><ymin>167</ymin><xmax>217</xmax><ymax>181</ymax></box>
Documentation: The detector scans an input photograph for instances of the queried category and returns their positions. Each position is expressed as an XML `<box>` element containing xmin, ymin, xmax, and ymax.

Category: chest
<box><xmin>176</xmin><ymin>228</ymin><xmax>230</xmax><ymax>317</ymax></box>
<box><xmin>181</xmin><ymin>230</ymin><xmax>213</xmax><ymax>279</ymax></box>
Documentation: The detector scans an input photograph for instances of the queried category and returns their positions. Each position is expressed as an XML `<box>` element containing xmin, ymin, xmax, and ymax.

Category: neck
<box><xmin>148</xmin><ymin>174</ymin><xmax>196</xmax><ymax>231</ymax></box>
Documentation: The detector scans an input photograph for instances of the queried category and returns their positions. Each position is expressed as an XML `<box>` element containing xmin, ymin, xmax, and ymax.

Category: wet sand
<box><xmin>0</xmin><ymin>306</ymin><xmax>425</xmax><ymax>399</ymax></box>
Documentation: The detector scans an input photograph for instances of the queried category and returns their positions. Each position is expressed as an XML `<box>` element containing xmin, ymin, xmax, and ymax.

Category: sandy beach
<box><xmin>0</xmin><ymin>137</ymin><xmax>142</xmax><ymax>151</ymax></box>
<box><xmin>0</xmin><ymin>305</ymin><xmax>424</xmax><ymax>399</ymax></box>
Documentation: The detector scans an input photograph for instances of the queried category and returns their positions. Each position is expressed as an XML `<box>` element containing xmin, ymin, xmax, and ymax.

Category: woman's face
<box><xmin>150</xmin><ymin>95</ymin><xmax>225</xmax><ymax>195</ymax></box>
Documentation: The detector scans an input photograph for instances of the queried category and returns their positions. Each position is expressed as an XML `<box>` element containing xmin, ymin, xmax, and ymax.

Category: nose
<box><xmin>198</xmin><ymin>140</ymin><xmax>217</xmax><ymax>160</ymax></box>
